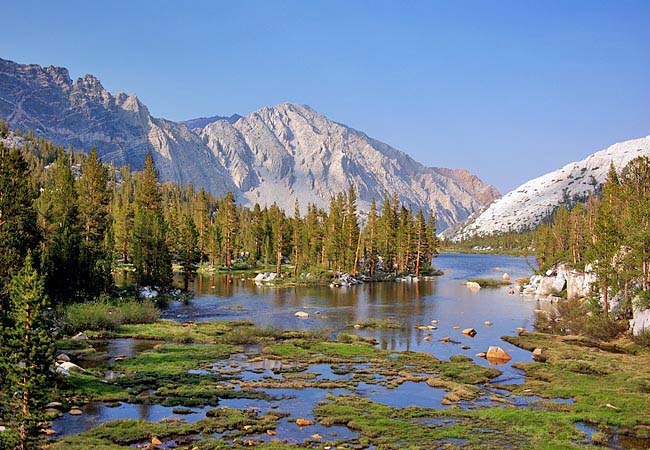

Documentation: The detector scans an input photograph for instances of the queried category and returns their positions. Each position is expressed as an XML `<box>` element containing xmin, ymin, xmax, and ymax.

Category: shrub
<box><xmin>61</xmin><ymin>299</ymin><xmax>159</xmax><ymax>333</ymax></box>
<box><xmin>632</xmin><ymin>329</ymin><xmax>650</xmax><ymax>349</ymax></box>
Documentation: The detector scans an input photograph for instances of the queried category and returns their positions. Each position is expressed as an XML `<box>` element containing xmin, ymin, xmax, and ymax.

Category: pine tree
<box><xmin>132</xmin><ymin>154</ymin><xmax>172</xmax><ymax>288</ymax></box>
<box><xmin>36</xmin><ymin>151</ymin><xmax>81</xmax><ymax>302</ymax></box>
<box><xmin>178</xmin><ymin>211</ymin><xmax>199</xmax><ymax>290</ymax></box>
<box><xmin>591</xmin><ymin>164</ymin><xmax>622</xmax><ymax>312</ymax></box>
<box><xmin>76</xmin><ymin>148</ymin><xmax>112</xmax><ymax>294</ymax></box>
<box><xmin>414</xmin><ymin>209</ymin><xmax>427</xmax><ymax>276</ymax></box>
<box><xmin>112</xmin><ymin>167</ymin><xmax>134</xmax><ymax>264</ymax></box>
<box><xmin>364</xmin><ymin>199</ymin><xmax>379</xmax><ymax>276</ymax></box>
<box><xmin>221</xmin><ymin>192</ymin><xmax>238</xmax><ymax>268</ymax></box>
<box><xmin>6</xmin><ymin>253</ymin><xmax>54</xmax><ymax>450</ymax></box>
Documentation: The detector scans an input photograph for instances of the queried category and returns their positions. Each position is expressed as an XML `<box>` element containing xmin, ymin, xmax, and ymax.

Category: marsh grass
<box><xmin>61</xmin><ymin>299</ymin><xmax>159</xmax><ymax>333</ymax></box>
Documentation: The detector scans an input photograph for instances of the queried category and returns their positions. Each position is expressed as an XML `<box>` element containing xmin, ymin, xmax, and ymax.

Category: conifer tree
<box><xmin>36</xmin><ymin>151</ymin><xmax>81</xmax><ymax>302</ymax></box>
<box><xmin>132</xmin><ymin>154</ymin><xmax>172</xmax><ymax>288</ymax></box>
<box><xmin>221</xmin><ymin>191</ymin><xmax>238</xmax><ymax>268</ymax></box>
<box><xmin>6</xmin><ymin>253</ymin><xmax>54</xmax><ymax>450</ymax></box>
<box><xmin>76</xmin><ymin>148</ymin><xmax>112</xmax><ymax>294</ymax></box>
<box><xmin>178</xmin><ymin>211</ymin><xmax>199</xmax><ymax>290</ymax></box>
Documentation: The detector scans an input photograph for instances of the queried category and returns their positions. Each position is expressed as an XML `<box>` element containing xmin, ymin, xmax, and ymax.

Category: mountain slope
<box><xmin>0</xmin><ymin>57</ymin><xmax>499</xmax><ymax>230</ymax></box>
<box><xmin>451</xmin><ymin>135</ymin><xmax>650</xmax><ymax>239</ymax></box>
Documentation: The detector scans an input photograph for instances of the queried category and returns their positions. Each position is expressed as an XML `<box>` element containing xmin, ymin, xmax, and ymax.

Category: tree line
<box><xmin>535</xmin><ymin>157</ymin><xmax>650</xmax><ymax>313</ymax></box>
<box><xmin>0</xmin><ymin>123</ymin><xmax>440</xmax><ymax>447</ymax></box>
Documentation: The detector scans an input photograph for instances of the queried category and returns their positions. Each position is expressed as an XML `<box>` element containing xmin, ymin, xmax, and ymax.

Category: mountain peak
<box><xmin>0</xmin><ymin>58</ymin><xmax>499</xmax><ymax>231</ymax></box>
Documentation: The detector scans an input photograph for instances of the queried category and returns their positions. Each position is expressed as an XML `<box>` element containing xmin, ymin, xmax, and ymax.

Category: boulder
<box><xmin>71</xmin><ymin>332</ymin><xmax>88</xmax><ymax>341</ymax></box>
<box><xmin>631</xmin><ymin>306</ymin><xmax>650</xmax><ymax>336</ymax></box>
<box><xmin>69</xmin><ymin>408</ymin><xmax>83</xmax><ymax>416</ymax></box>
<box><xmin>462</xmin><ymin>328</ymin><xmax>477</xmax><ymax>337</ymax></box>
<box><xmin>486</xmin><ymin>346</ymin><xmax>512</xmax><ymax>362</ymax></box>
<box><xmin>152</xmin><ymin>436</ymin><xmax>163</xmax><ymax>446</ymax></box>
<box><xmin>294</xmin><ymin>311</ymin><xmax>309</xmax><ymax>318</ymax></box>
<box><xmin>46</xmin><ymin>401</ymin><xmax>63</xmax><ymax>408</ymax></box>
<box><xmin>139</xmin><ymin>286</ymin><xmax>159</xmax><ymax>299</ymax></box>
<box><xmin>295</xmin><ymin>418</ymin><xmax>314</xmax><ymax>427</ymax></box>
<box><xmin>532</xmin><ymin>348</ymin><xmax>547</xmax><ymax>362</ymax></box>
<box><xmin>55</xmin><ymin>361</ymin><xmax>86</xmax><ymax>376</ymax></box>
<box><xmin>502</xmin><ymin>273</ymin><xmax>510</xmax><ymax>281</ymax></box>
<box><xmin>56</xmin><ymin>353</ymin><xmax>71</xmax><ymax>362</ymax></box>
<box><xmin>466</xmin><ymin>281</ymin><xmax>481</xmax><ymax>290</ymax></box>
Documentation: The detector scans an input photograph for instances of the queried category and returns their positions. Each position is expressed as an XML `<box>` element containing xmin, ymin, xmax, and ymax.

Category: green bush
<box><xmin>62</xmin><ymin>299</ymin><xmax>159</xmax><ymax>333</ymax></box>
<box><xmin>584</xmin><ymin>312</ymin><xmax>627</xmax><ymax>341</ymax></box>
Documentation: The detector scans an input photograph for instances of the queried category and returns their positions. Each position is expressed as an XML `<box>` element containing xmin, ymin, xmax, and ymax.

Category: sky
<box><xmin>1</xmin><ymin>0</ymin><xmax>649</xmax><ymax>192</ymax></box>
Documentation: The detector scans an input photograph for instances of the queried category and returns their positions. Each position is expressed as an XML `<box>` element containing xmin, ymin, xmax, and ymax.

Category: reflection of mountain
<box><xmin>0</xmin><ymin>58</ymin><xmax>499</xmax><ymax>231</ymax></box>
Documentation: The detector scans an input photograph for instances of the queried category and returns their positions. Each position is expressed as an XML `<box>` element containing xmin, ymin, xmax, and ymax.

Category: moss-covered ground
<box><xmin>45</xmin><ymin>322</ymin><xmax>650</xmax><ymax>449</ymax></box>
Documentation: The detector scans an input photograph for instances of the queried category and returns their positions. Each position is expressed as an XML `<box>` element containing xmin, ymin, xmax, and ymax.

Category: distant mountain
<box><xmin>450</xmin><ymin>135</ymin><xmax>650</xmax><ymax>240</ymax></box>
<box><xmin>0</xmin><ymin>57</ymin><xmax>499</xmax><ymax>230</ymax></box>
<box><xmin>183</xmin><ymin>114</ymin><xmax>242</xmax><ymax>129</ymax></box>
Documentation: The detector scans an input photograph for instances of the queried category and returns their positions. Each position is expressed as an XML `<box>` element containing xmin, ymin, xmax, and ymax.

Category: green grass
<box><xmin>61</xmin><ymin>299</ymin><xmax>159</xmax><ymax>333</ymax></box>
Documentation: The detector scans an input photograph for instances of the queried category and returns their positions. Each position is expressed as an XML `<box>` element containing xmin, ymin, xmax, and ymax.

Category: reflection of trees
<box><xmin>138</xmin><ymin>403</ymin><xmax>152</xmax><ymax>421</ymax></box>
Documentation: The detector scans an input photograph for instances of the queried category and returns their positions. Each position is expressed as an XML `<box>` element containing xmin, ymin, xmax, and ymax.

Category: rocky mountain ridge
<box><xmin>451</xmin><ymin>135</ymin><xmax>650</xmax><ymax>239</ymax></box>
<box><xmin>0</xmin><ymin>57</ymin><xmax>499</xmax><ymax>230</ymax></box>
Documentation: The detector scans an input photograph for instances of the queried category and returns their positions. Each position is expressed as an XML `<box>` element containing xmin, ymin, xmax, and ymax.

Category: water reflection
<box><xmin>160</xmin><ymin>254</ymin><xmax>539</xmax><ymax>379</ymax></box>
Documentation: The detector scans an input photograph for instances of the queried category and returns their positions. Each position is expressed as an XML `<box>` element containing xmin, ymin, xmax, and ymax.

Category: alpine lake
<box><xmin>48</xmin><ymin>254</ymin><xmax>650</xmax><ymax>449</ymax></box>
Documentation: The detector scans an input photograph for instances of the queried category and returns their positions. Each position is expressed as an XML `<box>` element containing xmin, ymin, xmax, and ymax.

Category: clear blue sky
<box><xmin>2</xmin><ymin>0</ymin><xmax>649</xmax><ymax>192</ymax></box>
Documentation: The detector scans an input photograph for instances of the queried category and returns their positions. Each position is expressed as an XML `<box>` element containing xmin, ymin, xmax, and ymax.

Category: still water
<box><xmin>54</xmin><ymin>253</ymin><xmax>546</xmax><ymax>443</ymax></box>
<box><xmin>164</xmin><ymin>253</ymin><xmax>539</xmax><ymax>378</ymax></box>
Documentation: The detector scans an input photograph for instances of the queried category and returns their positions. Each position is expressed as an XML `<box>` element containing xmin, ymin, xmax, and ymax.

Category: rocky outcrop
<box><xmin>196</xmin><ymin>103</ymin><xmax>499</xmax><ymax>229</ymax></box>
<box><xmin>0</xmin><ymin>58</ymin><xmax>499</xmax><ymax>231</ymax></box>
<box><xmin>631</xmin><ymin>306</ymin><xmax>650</xmax><ymax>336</ymax></box>
<box><xmin>452</xmin><ymin>135</ymin><xmax>650</xmax><ymax>239</ymax></box>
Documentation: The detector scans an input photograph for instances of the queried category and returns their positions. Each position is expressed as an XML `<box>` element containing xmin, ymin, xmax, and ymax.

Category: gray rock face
<box><xmin>0</xmin><ymin>58</ymin><xmax>499</xmax><ymax>230</ymax></box>
<box><xmin>197</xmin><ymin>103</ymin><xmax>500</xmax><ymax>228</ymax></box>
<box><xmin>631</xmin><ymin>306</ymin><xmax>650</xmax><ymax>336</ymax></box>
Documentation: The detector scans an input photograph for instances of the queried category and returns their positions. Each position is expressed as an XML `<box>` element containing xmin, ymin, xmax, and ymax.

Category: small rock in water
<box><xmin>462</xmin><ymin>328</ymin><xmax>477</xmax><ymax>337</ymax></box>
<box><xmin>476</xmin><ymin>352</ymin><xmax>487</xmax><ymax>358</ymax></box>
<box><xmin>152</xmin><ymin>436</ymin><xmax>163</xmax><ymax>446</ymax></box>
<box><xmin>484</xmin><ymin>321</ymin><xmax>493</xmax><ymax>327</ymax></box>
<box><xmin>311</xmin><ymin>433</ymin><xmax>322</xmax><ymax>439</ymax></box>
<box><xmin>453</xmin><ymin>326</ymin><xmax>460</xmax><ymax>330</ymax></box>
<box><xmin>440</xmin><ymin>336</ymin><xmax>451</xmax><ymax>343</ymax></box>
<box><xmin>40</xmin><ymin>429</ymin><xmax>57</xmax><ymax>436</ymax></box>
<box><xmin>46</xmin><ymin>401</ymin><xmax>63</xmax><ymax>408</ymax></box>
<box><xmin>466</xmin><ymin>281</ymin><xmax>481</xmax><ymax>290</ymax></box>
<box><xmin>461</xmin><ymin>345</ymin><xmax>470</xmax><ymax>350</ymax></box>
<box><xmin>296</xmin><ymin>418</ymin><xmax>314</xmax><ymax>427</ymax></box>
<box><xmin>69</xmin><ymin>407</ymin><xmax>83</xmax><ymax>415</ymax></box>
<box><xmin>295</xmin><ymin>311</ymin><xmax>309</xmax><ymax>318</ymax></box>
<box><xmin>502</xmin><ymin>273</ymin><xmax>511</xmax><ymax>281</ymax></box>
<box><xmin>423</xmin><ymin>336</ymin><xmax>432</xmax><ymax>342</ymax></box>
